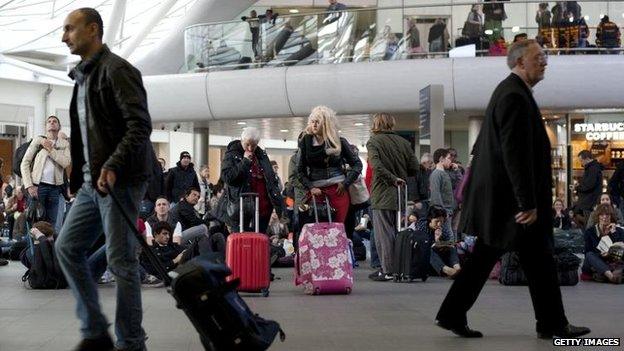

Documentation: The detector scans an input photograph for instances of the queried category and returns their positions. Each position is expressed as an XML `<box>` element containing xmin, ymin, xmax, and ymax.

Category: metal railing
<box><xmin>183</xmin><ymin>0</ymin><xmax>624</xmax><ymax>72</ymax></box>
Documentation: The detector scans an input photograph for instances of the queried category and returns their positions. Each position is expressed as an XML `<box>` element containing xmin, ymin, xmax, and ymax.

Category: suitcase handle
<box><xmin>239</xmin><ymin>192</ymin><xmax>259</xmax><ymax>233</ymax></box>
<box><xmin>396</xmin><ymin>184</ymin><xmax>408</xmax><ymax>232</ymax></box>
<box><xmin>311</xmin><ymin>194</ymin><xmax>332</xmax><ymax>223</ymax></box>
<box><xmin>105</xmin><ymin>184</ymin><xmax>172</xmax><ymax>286</ymax></box>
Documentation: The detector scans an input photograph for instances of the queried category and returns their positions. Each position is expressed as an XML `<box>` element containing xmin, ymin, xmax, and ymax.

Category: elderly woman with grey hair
<box><xmin>218</xmin><ymin>127</ymin><xmax>284</xmax><ymax>233</ymax></box>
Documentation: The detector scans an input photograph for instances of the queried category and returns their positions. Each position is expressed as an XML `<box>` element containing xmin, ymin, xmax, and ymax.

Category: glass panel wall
<box><xmin>184</xmin><ymin>1</ymin><xmax>624</xmax><ymax>72</ymax></box>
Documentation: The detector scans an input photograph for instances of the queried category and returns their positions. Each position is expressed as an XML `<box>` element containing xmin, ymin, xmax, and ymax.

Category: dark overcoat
<box><xmin>459</xmin><ymin>74</ymin><xmax>553</xmax><ymax>250</ymax></box>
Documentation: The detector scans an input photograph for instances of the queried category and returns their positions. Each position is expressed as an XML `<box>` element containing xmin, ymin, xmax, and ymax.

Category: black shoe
<box><xmin>73</xmin><ymin>334</ymin><xmax>114</xmax><ymax>351</ymax></box>
<box><xmin>537</xmin><ymin>324</ymin><xmax>591</xmax><ymax>339</ymax></box>
<box><xmin>368</xmin><ymin>270</ymin><xmax>382</xmax><ymax>280</ymax></box>
<box><xmin>0</xmin><ymin>258</ymin><xmax>8</xmax><ymax>266</ymax></box>
<box><xmin>435</xmin><ymin>320</ymin><xmax>483</xmax><ymax>338</ymax></box>
<box><xmin>369</xmin><ymin>271</ymin><xmax>393</xmax><ymax>282</ymax></box>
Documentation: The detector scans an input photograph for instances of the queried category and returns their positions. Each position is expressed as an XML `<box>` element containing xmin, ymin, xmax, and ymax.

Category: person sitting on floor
<box><xmin>145</xmin><ymin>196</ymin><xmax>182</xmax><ymax>245</ymax></box>
<box><xmin>586</xmin><ymin>193</ymin><xmax>624</xmax><ymax>229</ymax></box>
<box><xmin>582</xmin><ymin>203</ymin><xmax>624</xmax><ymax>284</ymax></box>
<box><xmin>140</xmin><ymin>221</ymin><xmax>186</xmax><ymax>279</ymax></box>
<box><xmin>552</xmin><ymin>199</ymin><xmax>573</xmax><ymax>230</ymax></box>
<box><xmin>414</xmin><ymin>206</ymin><xmax>462</xmax><ymax>278</ymax></box>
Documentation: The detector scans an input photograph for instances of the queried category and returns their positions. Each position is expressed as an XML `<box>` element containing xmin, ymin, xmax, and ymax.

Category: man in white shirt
<box><xmin>21</xmin><ymin>115</ymin><xmax>71</xmax><ymax>229</ymax></box>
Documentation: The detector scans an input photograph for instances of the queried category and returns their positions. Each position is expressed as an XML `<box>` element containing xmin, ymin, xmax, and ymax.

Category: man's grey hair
<box><xmin>241</xmin><ymin>126</ymin><xmax>261</xmax><ymax>143</ymax></box>
<box><xmin>507</xmin><ymin>39</ymin><xmax>538</xmax><ymax>69</ymax></box>
<box><xmin>421</xmin><ymin>153</ymin><xmax>432</xmax><ymax>163</ymax></box>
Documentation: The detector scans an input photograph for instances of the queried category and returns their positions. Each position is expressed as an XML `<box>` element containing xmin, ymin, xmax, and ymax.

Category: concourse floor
<box><xmin>0</xmin><ymin>261</ymin><xmax>622</xmax><ymax>351</ymax></box>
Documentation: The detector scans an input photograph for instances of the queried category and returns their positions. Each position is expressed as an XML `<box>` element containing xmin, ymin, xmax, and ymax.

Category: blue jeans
<box><xmin>37</xmin><ymin>183</ymin><xmax>62</xmax><ymax>228</ymax></box>
<box><xmin>56</xmin><ymin>181</ymin><xmax>147</xmax><ymax>350</ymax></box>
<box><xmin>430</xmin><ymin>246</ymin><xmax>460</xmax><ymax>274</ymax></box>
<box><xmin>582</xmin><ymin>251</ymin><xmax>611</xmax><ymax>276</ymax></box>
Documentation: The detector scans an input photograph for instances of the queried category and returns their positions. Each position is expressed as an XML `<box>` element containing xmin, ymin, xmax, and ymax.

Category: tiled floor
<box><xmin>0</xmin><ymin>261</ymin><xmax>622</xmax><ymax>351</ymax></box>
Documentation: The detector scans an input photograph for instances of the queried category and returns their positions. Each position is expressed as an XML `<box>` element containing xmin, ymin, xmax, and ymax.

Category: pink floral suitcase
<box><xmin>295</xmin><ymin>220</ymin><xmax>354</xmax><ymax>295</ymax></box>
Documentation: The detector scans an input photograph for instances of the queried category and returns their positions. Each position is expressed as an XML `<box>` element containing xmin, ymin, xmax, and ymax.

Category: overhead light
<box><xmin>569</xmin><ymin>17</ymin><xmax>574</xmax><ymax>23</ymax></box>
<box><xmin>511</xmin><ymin>26</ymin><xmax>520</xmax><ymax>33</ymax></box>
<box><xmin>338</xmin><ymin>130</ymin><xmax>342</xmax><ymax>133</ymax></box>
<box><xmin>289</xmin><ymin>9</ymin><xmax>299</xmax><ymax>13</ymax></box>
<box><xmin>622</xmin><ymin>13</ymin><xmax>624</xmax><ymax>19</ymax></box>
<box><xmin>600</xmin><ymin>14</ymin><xmax>605</xmax><ymax>19</ymax></box>
<box><xmin>354</xmin><ymin>122</ymin><xmax>364</xmax><ymax>126</ymax></box>
<box><xmin>237</xmin><ymin>121</ymin><xmax>246</xmax><ymax>125</ymax></box>
<box><xmin>280</xmin><ymin>129</ymin><xmax>289</xmax><ymax>132</ymax></box>
<box><xmin>584</xmin><ymin>15</ymin><xmax>589</xmax><ymax>21</ymax></box>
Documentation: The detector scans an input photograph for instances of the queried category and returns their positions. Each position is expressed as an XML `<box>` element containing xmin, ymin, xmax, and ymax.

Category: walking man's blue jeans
<box><xmin>56</xmin><ymin>181</ymin><xmax>147</xmax><ymax>350</ymax></box>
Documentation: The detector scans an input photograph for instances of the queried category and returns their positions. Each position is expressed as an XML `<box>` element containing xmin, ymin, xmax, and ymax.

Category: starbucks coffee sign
<box><xmin>573</xmin><ymin>123</ymin><xmax>624</xmax><ymax>141</ymax></box>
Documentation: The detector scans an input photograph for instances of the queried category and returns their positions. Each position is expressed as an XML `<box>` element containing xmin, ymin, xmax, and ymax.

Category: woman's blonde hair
<box><xmin>307</xmin><ymin>105</ymin><xmax>341</xmax><ymax>156</ymax></box>
<box><xmin>371</xmin><ymin>113</ymin><xmax>396</xmax><ymax>133</ymax></box>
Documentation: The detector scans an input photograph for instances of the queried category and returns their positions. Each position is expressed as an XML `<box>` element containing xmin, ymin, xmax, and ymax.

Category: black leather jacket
<box><xmin>68</xmin><ymin>45</ymin><xmax>153</xmax><ymax>194</ymax></box>
<box><xmin>297</xmin><ymin>134</ymin><xmax>362</xmax><ymax>190</ymax></box>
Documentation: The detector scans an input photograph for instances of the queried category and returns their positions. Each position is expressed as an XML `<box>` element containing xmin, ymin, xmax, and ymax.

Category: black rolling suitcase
<box><xmin>392</xmin><ymin>185</ymin><xmax>430</xmax><ymax>282</ymax></box>
<box><xmin>107</xmin><ymin>186</ymin><xmax>285</xmax><ymax>351</ymax></box>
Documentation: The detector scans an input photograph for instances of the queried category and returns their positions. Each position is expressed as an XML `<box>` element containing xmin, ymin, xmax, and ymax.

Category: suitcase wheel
<box><xmin>261</xmin><ymin>288</ymin><xmax>270</xmax><ymax>297</ymax></box>
<box><xmin>314</xmin><ymin>287</ymin><xmax>321</xmax><ymax>295</ymax></box>
<box><xmin>392</xmin><ymin>274</ymin><xmax>399</xmax><ymax>283</ymax></box>
<box><xmin>345</xmin><ymin>287</ymin><xmax>352</xmax><ymax>294</ymax></box>
<box><xmin>422</xmin><ymin>276</ymin><xmax>428</xmax><ymax>282</ymax></box>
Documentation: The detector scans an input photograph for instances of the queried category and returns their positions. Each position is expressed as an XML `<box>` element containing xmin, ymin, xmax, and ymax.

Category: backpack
<box><xmin>13</xmin><ymin>137</ymin><xmax>44</xmax><ymax>178</ymax></box>
<box><xmin>21</xmin><ymin>239</ymin><xmax>67</xmax><ymax>289</ymax></box>
<box><xmin>499</xmin><ymin>252</ymin><xmax>528</xmax><ymax>286</ymax></box>
<box><xmin>554</xmin><ymin>248</ymin><xmax>581</xmax><ymax>286</ymax></box>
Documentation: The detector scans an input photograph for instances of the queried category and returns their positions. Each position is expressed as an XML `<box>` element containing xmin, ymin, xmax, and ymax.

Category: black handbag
<box><xmin>462</xmin><ymin>21</ymin><xmax>482</xmax><ymax>38</ymax></box>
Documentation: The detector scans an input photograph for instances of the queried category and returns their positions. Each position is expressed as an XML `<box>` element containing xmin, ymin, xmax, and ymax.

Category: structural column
<box><xmin>193</xmin><ymin>127</ymin><xmax>210</xmax><ymax>168</ymax></box>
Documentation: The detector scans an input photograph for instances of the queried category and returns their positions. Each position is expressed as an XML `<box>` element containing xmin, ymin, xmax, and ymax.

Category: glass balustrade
<box><xmin>183</xmin><ymin>1</ymin><xmax>624</xmax><ymax>72</ymax></box>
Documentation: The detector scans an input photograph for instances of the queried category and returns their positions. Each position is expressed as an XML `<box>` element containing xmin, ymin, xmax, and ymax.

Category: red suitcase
<box><xmin>226</xmin><ymin>193</ymin><xmax>271</xmax><ymax>297</ymax></box>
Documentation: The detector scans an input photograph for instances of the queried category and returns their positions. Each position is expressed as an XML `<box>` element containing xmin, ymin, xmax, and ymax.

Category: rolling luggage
<box><xmin>295</xmin><ymin>195</ymin><xmax>353</xmax><ymax>295</ymax></box>
<box><xmin>225</xmin><ymin>193</ymin><xmax>271</xmax><ymax>297</ymax></box>
<box><xmin>392</xmin><ymin>185</ymin><xmax>430</xmax><ymax>282</ymax></box>
<box><xmin>106</xmin><ymin>186</ymin><xmax>284</xmax><ymax>350</ymax></box>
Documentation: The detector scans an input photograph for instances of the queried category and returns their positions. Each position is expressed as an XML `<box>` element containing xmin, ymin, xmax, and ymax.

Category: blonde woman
<box><xmin>297</xmin><ymin>106</ymin><xmax>362</xmax><ymax>223</ymax></box>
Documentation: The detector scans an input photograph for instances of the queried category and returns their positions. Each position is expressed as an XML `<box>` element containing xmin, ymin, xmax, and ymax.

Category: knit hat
<box><xmin>180</xmin><ymin>151</ymin><xmax>191</xmax><ymax>160</ymax></box>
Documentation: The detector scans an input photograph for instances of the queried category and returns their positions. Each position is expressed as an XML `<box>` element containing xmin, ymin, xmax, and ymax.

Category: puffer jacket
<box><xmin>216</xmin><ymin>140</ymin><xmax>284</xmax><ymax>227</ymax></box>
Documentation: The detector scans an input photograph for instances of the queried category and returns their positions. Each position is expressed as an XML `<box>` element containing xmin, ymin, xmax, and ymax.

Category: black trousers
<box><xmin>436</xmin><ymin>237</ymin><xmax>569</xmax><ymax>333</ymax></box>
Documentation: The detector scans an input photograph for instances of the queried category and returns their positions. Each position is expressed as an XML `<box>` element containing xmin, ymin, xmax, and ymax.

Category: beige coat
<box><xmin>20</xmin><ymin>136</ymin><xmax>71</xmax><ymax>188</ymax></box>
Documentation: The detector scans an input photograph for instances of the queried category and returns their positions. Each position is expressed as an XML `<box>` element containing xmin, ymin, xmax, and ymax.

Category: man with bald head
<box><xmin>56</xmin><ymin>7</ymin><xmax>153</xmax><ymax>351</ymax></box>
<box><xmin>435</xmin><ymin>40</ymin><xmax>590</xmax><ymax>339</ymax></box>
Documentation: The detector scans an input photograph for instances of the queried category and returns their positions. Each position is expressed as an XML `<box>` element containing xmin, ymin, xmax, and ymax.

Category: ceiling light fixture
<box><xmin>280</xmin><ymin>129</ymin><xmax>289</xmax><ymax>132</ymax></box>
<box><xmin>511</xmin><ymin>26</ymin><xmax>520</xmax><ymax>33</ymax></box>
<box><xmin>237</xmin><ymin>121</ymin><xmax>246</xmax><ymax>125</ymax></box>
<box><xmin>484</xmin><ymin>29</ymin><xmax>493</xmax><ymax>35</ymax></box>
<box><xmin>354</xmin><ymin>122</ymin><xmax>364</xmax><ymax>126</ymax></box>
<box><xmin>289</xmin><ymin>9</ymin><xmax>299</xmax><ymax>13</ymax></box>
<box><xmin>584</xmin><ymin>15</ymin><xmax>589</xmax><ymax>21</ymax></box>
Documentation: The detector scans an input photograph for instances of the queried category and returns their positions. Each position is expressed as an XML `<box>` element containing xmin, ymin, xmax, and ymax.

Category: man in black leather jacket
<box><xmin>55</xmin><ymin>8</ymin><xmax>152</xmax><ymax>351</ymax></box>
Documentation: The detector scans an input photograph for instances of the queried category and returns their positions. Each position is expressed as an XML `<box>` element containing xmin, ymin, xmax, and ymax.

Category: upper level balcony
<box><xmin>183</xmin><ymin>0</ymin><xmax>624</xmax><ymax>72</ymax></box>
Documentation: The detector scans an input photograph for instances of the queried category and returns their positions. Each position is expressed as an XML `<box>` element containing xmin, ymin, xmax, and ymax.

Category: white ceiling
<box><xmin>0</xmin><ymin>0</ymin><xmax>198</xmax><ymax>69</ymax></box>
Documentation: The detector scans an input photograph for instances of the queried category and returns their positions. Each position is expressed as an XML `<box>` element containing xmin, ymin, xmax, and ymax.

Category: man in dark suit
<box><xmin>434</xmin><ymin>40</ymin><xmax>590</xmax><ymax>339</ymax></box>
